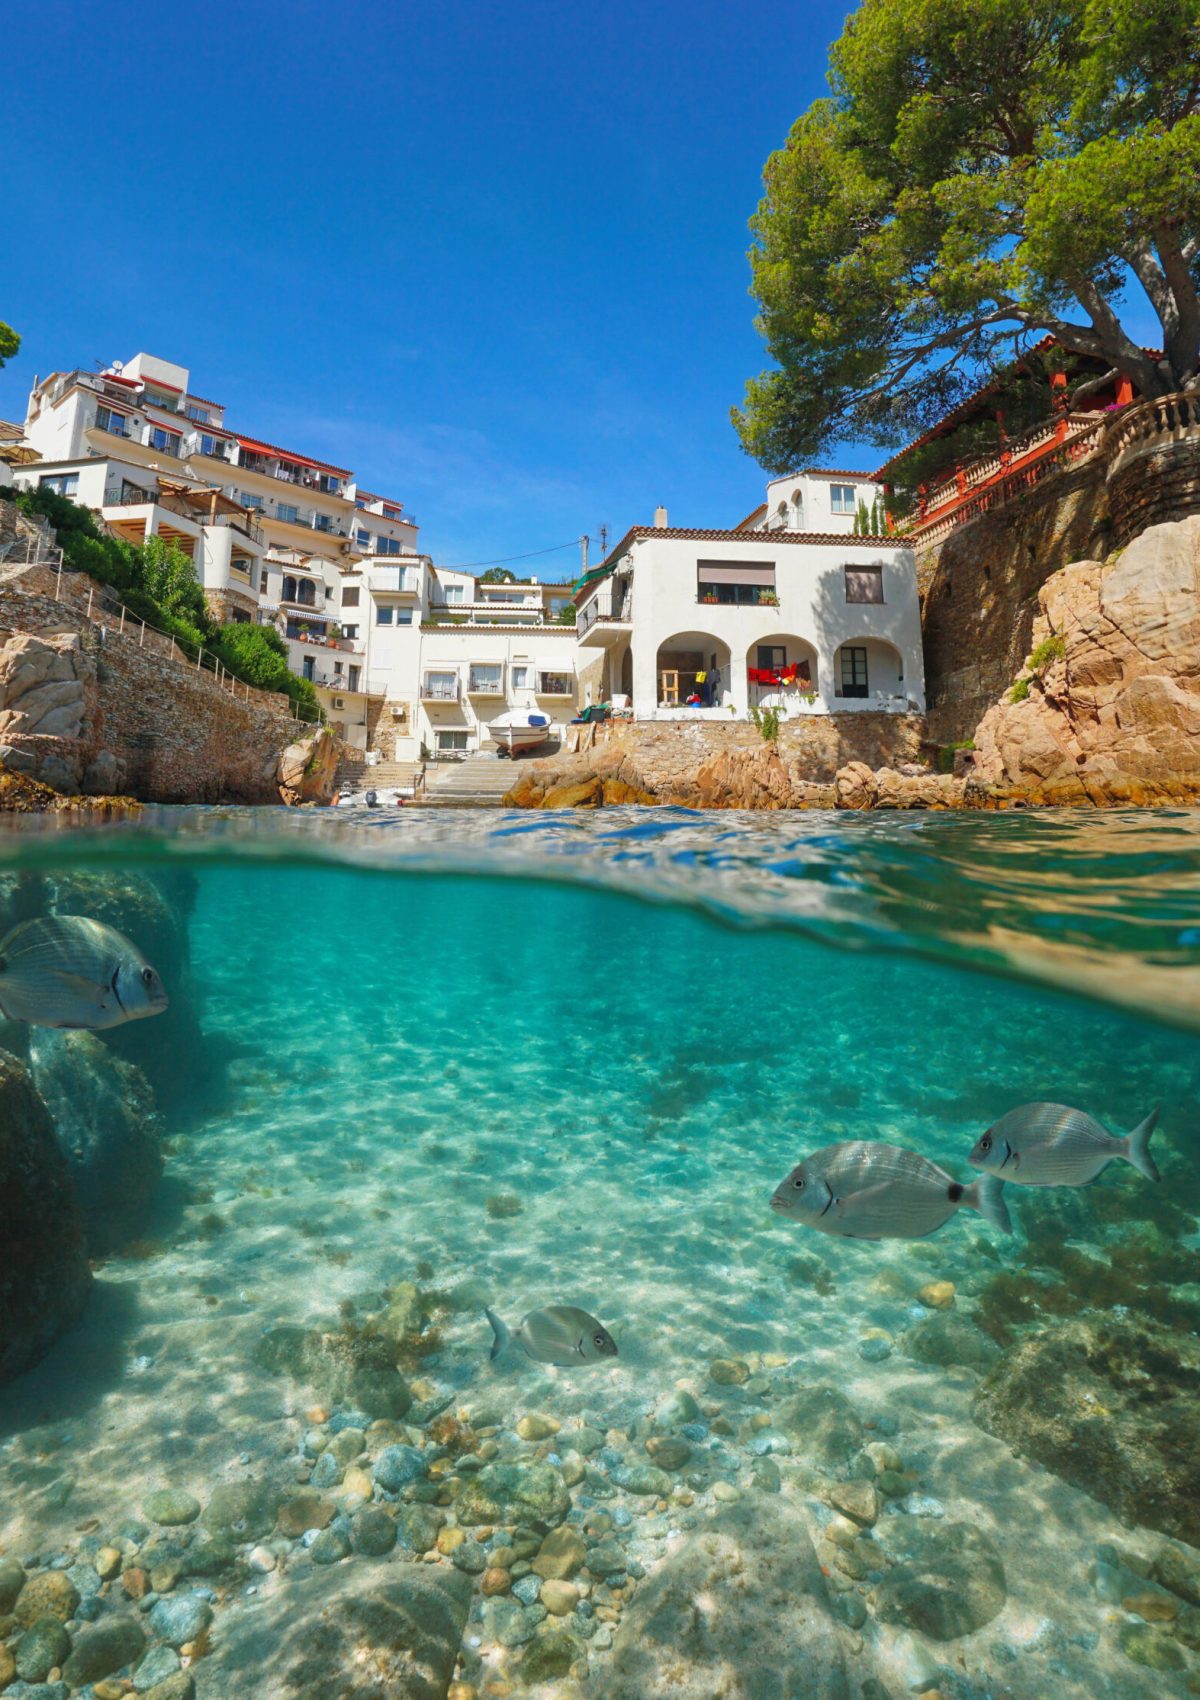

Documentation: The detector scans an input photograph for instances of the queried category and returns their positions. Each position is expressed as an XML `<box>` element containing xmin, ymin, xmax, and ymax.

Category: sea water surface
<box><xmin>1</xmin><ymin>805</ymin><xmax>1199</xmax><ymax>1700</ymax></box>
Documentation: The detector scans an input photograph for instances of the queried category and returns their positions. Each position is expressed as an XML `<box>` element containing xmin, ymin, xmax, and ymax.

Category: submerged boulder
<box><xmin>0</xmin><ymin>1051</ymin><xmax>91</xmax><ymax>1382</ymax></box>
<box><xmin>874</xmin><ymin>1518</ymin><xmax>1006</xmax><ymax>1640</ymax></box>
<box><xmin>973</xmin><ymin>1310</ymin><xmax>1200</xmax><ymax>1547</ymax></box>
<box><xmin>594</xmin><ymin>1497</ymin><xmax>857</xmax><ymax>1700</ymax></box>
<box><xmin>772</xmin><ymin>1384</ymin><xmax>864</xmax><ymax>1471</ymax></box>
<box><xmin>30</xmin><ymin>1030</ymin><xmax>161</xmax><ymax>1254</ymax></box>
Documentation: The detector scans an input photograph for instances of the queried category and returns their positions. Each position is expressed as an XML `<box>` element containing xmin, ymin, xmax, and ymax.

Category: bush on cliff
<box><xmin>208</xmin><ymin>624</ymin><xmax>321</xmax><ymax>721</ymax></box>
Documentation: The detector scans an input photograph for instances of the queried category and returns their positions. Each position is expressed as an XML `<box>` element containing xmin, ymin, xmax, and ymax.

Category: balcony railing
<box><xmin>370</xmin><ymin>567</ymin><xmax>421</xmax><ymax>593</ymax></box>
<box><xmin>422</xmin><ymin>677</ymin><xmax>461</xmax><ymax>701</ymax></box>
<box><xmin>577</xmin><ymin>585</ymin><xmax>632</xmax><ymax>634</ymax></box>
<box><xmin>468</xmin><ymin>670</ymin><xmax>505</xmax><ymax>695</ymax></box>
<box><xmin>104</xmin><ymin>486</ymin><xmax>155</xmax><ymax>507</ymax></box>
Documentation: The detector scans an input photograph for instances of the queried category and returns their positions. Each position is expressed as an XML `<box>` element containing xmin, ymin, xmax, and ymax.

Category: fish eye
<box><xmin>792</xmin><ymin>1176</ymin><xmax>805</xmax><ymax>1190</ymax></box>
<box><xmin>594</xmin><ymin>1332</ymin><xmax>606</xmax><ymax>1348</ymax></box>
<box><xmin>980</xmin><ymin>1134</ymin><xmax>992</xmax><ymax>1151</ymax></box>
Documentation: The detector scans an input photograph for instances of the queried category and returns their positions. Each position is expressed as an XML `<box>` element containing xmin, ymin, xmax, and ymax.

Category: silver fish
<box><xmin>486</xmin><ymin>1305</ymin><xmax>619</xmax><ymax>1367</ymax></box>
<box><xmin>968</xmin><ymin>1102</ymin><xmax>1160</xmax><ymax>1188</ymax></box>
<box><xmin>0</xmin><ymin>915</ymin><xmax>168</xmax><ymax>1031</ymax></box>
<box><xmin>770</xmin><ymin>1140</ymin><xmax>1011</xmax><ymax>1240</ymax></box>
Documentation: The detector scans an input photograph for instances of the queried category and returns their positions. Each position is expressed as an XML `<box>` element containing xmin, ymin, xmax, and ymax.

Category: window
<box><xmin>341</xmin><ymin>623</ymin><xmax>359</xmax><ymax>640</ymax></box>
<box><xmin>383</xmin><ymin>505</ymin><xmax>402</xmax><ymax>520</ymax></box>
<box><xmin>376</xmin><ymin>537</ymin><xmax>402</xmax><ymax>556</ymax></box>
<box><xmin>277</xmin><ymin>502</ymin><xmax>300</xmax><ymax>524</ymax></box>
<box><xmin>512</xmin><ymin>665</ymin><xmax>530</xmax><ymax>689</ymax></box>
<box><xmin>342</xmin><ymin>587</ymin><xmax>360</xmax><ymax>608</ymax></box>
<box><xmin>845</xmin><ymin>565</ymin><xmax>884</xmax><ymax>604</ymax></box>
<box><xmin>348</xmin><ymin>666</ymin><xmax>361</xmax><ymax>691</ymax></box>
<box><xmin>757</xmin><ymin>645</ymin><xmax>787</xmax><ymax>671</ymax></box>
<box><xmin>314</xmin><ymin>514</ymin><xmax>333</xmax><ymax>533</ymax></box>
<box><xmin>150</xmin><ymin>426</ymin><xmax>181</xmax><ymax>455</ymax></box>
<box><xmin>437</xmin><ymin>730</ymin><xmax>469</xmax><ymax>752</ymax></box>
<box><xmin>302</xmin><ymin>656</ymin><xmax>315</xmax><ymax>681</ymax></box>
<box><xmin>318</xmin><ymin>475</ymin><xmax>341</xmax><ymax>494</ymax></box>
<box><xmin>242</xmin><ymin>491</ymin><xmax>265</xmax><ymax>510</ymax></box>
<box><xmin>696</xmin><ymin>561</ymin><xmax>776</xmax><ymax>605</ymax></box>
<box><xmin>830</xmin><ymin>484</ymin><xmax>857</xmax><ymax>514</ymax></box>
<box><xmin>186</xmin><ymin>404</ymin><xmax>210</xmax><ymax>423</ymax></box>
<box><xmin>356</xmin><ymin>528</ymin><xmax>371</xmax><ymax>548</ymax></box>
<box><xmin>839</xmin><ymin>646</ymin><xmax>868</xmax><ymax>697</ymax></box>
<box><xmin>95</xmin><ymin>405</ymin><xmax>127</xmax><ymax>437</ymax></box>
<box><xmin>469</xmin><ymin>664</ymin><xmax>503</xmax><ymax>693</ymax></box>
<box><xmin>443</xmin><ymin>584</ymin><xmax>465</xmax><ymax>603</ymax></box>
<box><xmin>39</xmin><ymin>473</ymin><xmax>79</xmax><ymax>496</ymax></box>
<box><xmin>376</xmin><ymin>606</ymin><xmax>394</xmax><ymax>625</ymax></box>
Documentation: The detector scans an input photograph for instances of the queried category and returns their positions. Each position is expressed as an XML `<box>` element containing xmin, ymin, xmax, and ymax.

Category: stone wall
<box><xmin>1108</xmin><ymin>436</ymin><xmax>1200</xmax><ymax>549</ymax></box>
<box><xmin>0</xmin><ymin>566</ymin><xmax>311</xmax><ymax>802</ymax></box>
<box><xmin>916</xmin><ymin>457</ymin><xmax>1111</xmax><ymax>746</ymax></box>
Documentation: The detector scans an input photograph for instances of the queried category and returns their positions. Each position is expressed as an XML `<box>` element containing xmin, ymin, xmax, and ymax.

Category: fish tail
<box><xmin>1123</xmin><ymin>1107</ymin><xmax>1161</xmax><ymax>1183</ymax></box>
<box><xmin>485</xmin><ymin>1307</ymin><xmax>510</xmax><ymax>1363</ymax></box>
<box><xmin>963</xmin><ymin>1173</ymin><xmax>1013</xmax><ymax>1236</ymax></box>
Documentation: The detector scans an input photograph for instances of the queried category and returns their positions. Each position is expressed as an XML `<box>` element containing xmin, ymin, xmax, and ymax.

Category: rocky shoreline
<box><xmin>505</xmin><ymin>517</ymin><xmax>1200</xmax><ymax>814</ymax></box>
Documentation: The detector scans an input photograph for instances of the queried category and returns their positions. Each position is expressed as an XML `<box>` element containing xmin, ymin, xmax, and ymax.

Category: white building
<box><xmin>745</xmin><ymin>467</ymin><xmax>887</xmax><ymax>535</ymax></box>
<box><xmin>575</xmin><ymin>488</ymin><xmax>924</xmax><ymax>720</ymax></box>
<box><xmin>9</xmin><ymin>350</ymin><xmax>583</xmax><ymax>761</ymax></box>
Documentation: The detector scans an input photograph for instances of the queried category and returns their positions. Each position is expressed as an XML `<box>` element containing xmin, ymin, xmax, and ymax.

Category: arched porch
<box><xmin>654</xmin><ymin>632</ymin><xmax>732</xmax><ymax>713</ymax></box>
<box><xmin>745</xmin><ymin>633</ymin><xmax>820</xmax><ymax>713</ymax></box>
<box><xmin>833</xmin><ymin>637</ymin><xmax>907</xmax><ymax>709</ymax></box>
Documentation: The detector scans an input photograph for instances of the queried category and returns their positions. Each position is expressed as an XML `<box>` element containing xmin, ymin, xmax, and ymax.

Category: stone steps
<box><xmin>422</xmin><ymin>752</ymin><xmax>525</xmax><ymax>807</ymax></box>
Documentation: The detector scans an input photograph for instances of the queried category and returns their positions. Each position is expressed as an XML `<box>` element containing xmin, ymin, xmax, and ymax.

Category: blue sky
<box><xmin>0</xmin><ymin>0</ymin><xmax>864</xmax><ymax>572</ymax></box>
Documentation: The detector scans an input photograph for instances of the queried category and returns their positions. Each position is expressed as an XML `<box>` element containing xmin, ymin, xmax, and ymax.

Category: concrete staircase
<box><xmin>336</xmin><ymin>758</ymin><xmax>425</xmax><ymax>796</ymax></box>
<box><xmin>422</xmin><ymin>751</ymin><xmax>525</xmax><ymax>807</ymax></box>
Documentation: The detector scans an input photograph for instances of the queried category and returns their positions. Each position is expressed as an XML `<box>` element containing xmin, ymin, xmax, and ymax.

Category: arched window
<box><xmin>283</xmin><ymin>576</ymin><xmax>296</xmax><ymax>602</ymax></box>
<box><xmin>298</xmin><ymin>580</ymin><xmax>316</xmax><ymax>607</ymax></box>
<box><xmin>791</xmin><ymin>491</ymin><xmax>804</xmax><ymax>530</ymax></box>
<box><xmin>775</xmin><ymin>501</ymin><xmax>788</xmax><ymax>531</ymax></box>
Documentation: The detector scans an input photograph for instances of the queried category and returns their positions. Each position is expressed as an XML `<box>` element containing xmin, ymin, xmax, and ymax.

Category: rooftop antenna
<box><xmin>580</xmin><ymin>534</ymin><xmax>589</xmax><ymax>574</ymax></box>
<box><xmin>599</xmin><ymin>524</ymin><xmax>609</xmax><ymax>558</ymax></box>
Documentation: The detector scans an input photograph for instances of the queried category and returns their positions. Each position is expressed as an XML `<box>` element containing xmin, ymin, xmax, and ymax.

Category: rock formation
<box><xmin>277</xmin><ymin>725</ymin><xmax>341</xmax><ymax>806</ymax></box>
<box><xmin>967</xmin><ymin>515</ymin><xmax>1200</xmax><ymax>805</ymax></box>
<box><xmin>0</xmin><ymin>1051</ymin><xmax>91</xmax><ymax>1383</ymax></box>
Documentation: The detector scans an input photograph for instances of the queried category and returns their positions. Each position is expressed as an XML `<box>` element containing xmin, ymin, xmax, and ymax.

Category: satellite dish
<box><xmin>111</xmin><ymin>360</ymin><xmax>124</xmax><ymax>373</ymax></box>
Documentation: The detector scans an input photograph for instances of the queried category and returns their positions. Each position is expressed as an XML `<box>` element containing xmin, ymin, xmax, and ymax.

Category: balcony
<box><xmin>536</xmin><ymin>673</ymin><xmax>573</xmax><ymax>697</ymax></box>
<box><xmin>577</xmin><ymin>584</ymin><xmax>633</xmax><ymax>644</ymax></box>
<box><xmin>425</xmin><ymin>600</ymin><xmax>550</xmax><ymax>624</ymax></box>
<box><xmin>468</xmin><ymin>668</ymin><xmax>505</xmax><ymax>696</ymax></box>
<box><xmin>421</xmin><ymin>676</ymin><xmax>461</xmax><ymax>702</ymax></box>
<box><xmin>271</xmin><ymin>506</ymin><xmax>349</xmax><ymax>538</ymax></box>
<box><xmin>370</xmin><ymin>566</ymin><xmax>421</xmax><ymax>594</ymax></box>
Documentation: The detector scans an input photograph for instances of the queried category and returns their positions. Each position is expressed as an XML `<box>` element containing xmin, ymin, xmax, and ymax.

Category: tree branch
<box><xmin>1154</xmin><ymin>225</ymin><xmax>1200</xmax><ymax>382</ymax></box>
<box><xmin>1074</xmin><ymin>280</ymin><xmax>1166</xmax><ymax>394</ymax></box>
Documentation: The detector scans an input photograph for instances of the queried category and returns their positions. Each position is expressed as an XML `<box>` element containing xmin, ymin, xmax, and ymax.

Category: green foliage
<box><xmin>554</xmin><ymin>603</ymin><xmax>577</xmax><ymax>625</ymax></box>
<box><xmin>0</xmin><ymin>321</ymin><xmax>18</xmax><ymax>370</ymax></box>
<box><xmin>479</xmin><ymin>567</ymin><xmax>517</xmax><ymax>583</ymax></box>
<box><xmin>1009</xmin><ymin>678</ymin><xmax>1032</xmax><ymax>703</ymax></box>
<box><xmin>749</xmin><ymin>704</ymin><xmax>782</xmax><ymax>742</ymax></box>
<box><xmin>1029</xmin><ymin>633</ymin><xmax>1066</xmax><ymax>669</ymax></box>
<box><xmin>139</xmin><ymin>536</ymin><xmax>212</xmax><ymax>631</ymax></box>
<box><xmin>286</xmin><ymin>674</ymin><xmax>322</xmax><ymax>722</ymax></box>
<box><xmin>733</xmin><ymin>0</ymin><xmax>1200</xmax><ymax>471</ymax></box>
<box><xmin>210</xmin><ymin>622</ymin><xmax>291</xmax><ymax>692</ymax></box>
<box><xmin>938</xmin><ymin>737</ymin><xmax>976</xmax><ymax>772</ymax></box>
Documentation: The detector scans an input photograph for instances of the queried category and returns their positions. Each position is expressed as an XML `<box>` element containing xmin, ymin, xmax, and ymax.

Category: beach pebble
<box><xmin>749</xmin><ymin>1430</ymin><xmax>791</xmax><ymax>1457</ymax></box>
<box><xmin>122</xmin><ymin>1568</ymin><xmax>151</xmax><ymax>1600</ymax></box>
<box><xmin>655</xmin><ymin>1390</ymin><xmax>701</xmax><ymax>1431</ymax></box>
<box><xmin>540</xmin><ymin>1579</ymin><xmax>580</xmax><ymax>1616</ymax></box>
<box><xmin>143</xmin><ymin>1491</ymin><xmax>201</xmax><ymax>1527</ymax></box>
<box><xmin>452</xmin><ymin>1542</ymin><xmax>489</xmax><ymax>1575</ymax></box>
<box><xmin>373</xmin><ymin>1445</ymin><xmax>427</xmax><ymax>1492</ymax></box>
<box><xmin>437</xmin><ymin>1527</ymin><xmax>466</xmax><ymax>1555</ymax></box>
<box><xmin>1117</xmin><ymin>1621</ymin><xmax>1186</xmax><ymax>1670</ymax></box>
<box><xmin>584</xmin><ymin>1541</ymin><xmax>626</xmax><ymax>1578</ymax></box>
<box><xmin>825</xmin><ymin>1481</ymin><xmax>879</xmax><ymax>1528</ymax></box>
<box><xmin>708</xmin><ymin>1359</ymin><xmax>749</xmax><ymax>1386</ymax></box>
<box><xmin>858</xmin><ymin>1336</ymin><xmax>893</xmax><ymax>1363</ymax></box>
<box><xmin>202</xmin><ymin>1480</ymin><xmax>281</xmax><ymax>1541</ymax></box>
<box><xmin>533</xmin><ymin>1528</ymin><xmax>587</xmax><ymax>1580</ymax></box>
<box><xmin>0</xmin><ymin>1648</ymin><xmax>13</xmax><ymax>1691</ymax></box>
<box><xmin>864</xmin><ymin>1442</ymin><xmax>902</xmax><ymax>1475</ymax></box>
<box><xmin>612</xmin><ymin>1464</ymin><xmax>671</xmax><ymax>1497</ymax></box>
<box><xmin>149</xmin><ymin>1593</ymin><xmax>213</xmax><ymax>1648</ymax></box>
<box><xmin>15</xmin><ymin>1618</ymin><xmax>71</xmax><ymax>1683</ymax></box>
<box><xmin>916</xmin><ymin>1281</ymin><xmax>955</xmax><ymax>1311</ymax></box>
<box><xmin>328</xmin><ymin>1428</ymin><xmax>365</xmax><ymax>1466</ymax></box>
<box><xmin>14</xmin><ymin>1573</ymin><xmax>78</xmax><ymax>1628</ymax></box>
<box><xmin>0</xmin><ymin>1558</ymin><xmax>26</xmax><ymax>1613</ymax></box>
<box><xmin>309</xmin><ymin>1451</ymin><xmax>343</xmax><ymax>1490</ymax></box>
<box><xmin>512</xmin><ymin>1573</ymin><xmax>543</xmax><ymax>1605</ymax></box>
<box><xmin>516</xmin><ymin>1414</ymin><xmax>560</xmax><ymax>1442</ymax></box>
<box><xmin>310</xmin><ymin>1527</ymin><xmax>351</xmax><ymax>1565</ymax></box>
<box><xmin>481</xmin><ymin>1568</ymin><xmax>511</xmax><ymax>1596</ymax></box>
<box><xmin>94</xmin><ymin>1547</ymin><xmax>122</xmax><ymax>1581</ymax></box>
<box><xmin>60</xmin><ymin>1616</ymin><xmax>146</xmax><ymax>1686</ymax></box>
<box><xmin>572</xmin><ymin>1427</ymin><xmax>606</xmax><ymax>1456</ymax></box>
<box><xmin>644</xmin><ymin>1437</ymin><xmax>690</xmax><ymax>1471</ymax></box>
<box><xmin>1124</xmin><ymin>1591</ymin><xmax>1178</xmax><ymax>1623</ymax></box>
<box><xmin>519</xmin><ymin>1629</ymin><xmax>582</xmax><ymax>1684</ymax></box>
<box><xmin>351</xmin><ymin>1506</ymin><xmax>397</xmax><ymax>1557</ymax></box>
<box><xmin>141</xmin><ymin>1677</ymin><xmax>195</xmax><ymax>1700</ymax></box>
<box><xmin>247</xmin><ymin>1545</ymin><xmax>277</xmax><ymax>1574</ymax></box>
<box><xmin>277</xmin><ymin>1493</ymin><xmax>335</xmax><ymax>1537</ymax></box>
<box><xmin>394</xmin><ymin>1505</ymin><xmax>442</xmax><ymax>1554</ymax></box>
<box><xmin>711</xmin><ymin>1482</ymin><xmax>740</xmax><ymax>1503</ymax></box>
<box><xmin>482</xmin><ymin>1595</ymin><xmax>542</xmax><ymax>1647</ymax></box>
<box><xmin>342</xmin><ymin>1466</ymin><xmax>374</xmax><ymax>1500</ymax></box>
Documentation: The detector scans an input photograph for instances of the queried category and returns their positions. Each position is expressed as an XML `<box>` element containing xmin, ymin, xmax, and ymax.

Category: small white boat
<box><xmin>489</xmin><ymin>708</ymin><xmax>554</xmax><ymax>755</ymax></box>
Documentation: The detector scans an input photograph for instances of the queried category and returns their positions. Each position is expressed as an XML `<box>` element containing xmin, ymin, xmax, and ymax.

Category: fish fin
<box><xmin>49</xmin><ymin>969</ymin><xmax>109</xmax><ymax>1008</ymax></box>
<box><xmin>485</xmin><ymin>1307</ymin><xmax>510</xmax><ymax>1363</ymax></box>
<box><xmin>1124</xmin><ymin>1107</ymin><xmax>1161</xmax><ymax>1182</ymax></box>
<box><xmin>963</xmin><ymin>1173</ymin><xmax>1013</xmax><ymax>1235</ymax></box>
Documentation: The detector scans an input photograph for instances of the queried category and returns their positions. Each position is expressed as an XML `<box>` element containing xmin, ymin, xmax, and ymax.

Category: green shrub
<box><xmin>1009</xmin><ymin>678</ymin><xmax>1031</xmax><ymax>704</ymax></box>
<box><xmin>210</xmin><ymin>622</ymin><xmax>291</xmax><ymax>692</ymax></box>
<box><xmin>749</xmin><ymin>704</ymin><xmax>782</xmax><ymax>743</ymax></box>
<box><xmin>1029</xmin><ymin>633</ymin><xmax>1065</xmax><ymax>671</ymax></box>
<box><xmin>286</xmin><ymin>674</ymin><xmax>322</xmax><ymax>721</ymax></box>
<box><xmin>937</xmin><ymin>738</ymin><xmax>976</xmax><ymax>773</ymax></box>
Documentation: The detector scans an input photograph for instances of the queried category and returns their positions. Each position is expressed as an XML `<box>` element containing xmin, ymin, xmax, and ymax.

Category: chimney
<box><xmin>653</xmin><ymin>505</ymin><xmax>668</xmax><ymax>529</ymax></box>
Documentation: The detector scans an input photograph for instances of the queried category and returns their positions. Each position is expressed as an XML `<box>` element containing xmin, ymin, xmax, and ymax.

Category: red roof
<box><xmin>235</xmin><ymin>435</ymin><xmax>353</xmax><ymax>479</ymax></box>
<box><xmin>734</xmin><ymin>502</ymin><xmax>767</xmax><ymax>531</ymax></box>
<box><xmin>99</xmin><ymin>371</ymin><xmax>140</xmax><ymax>388</ymax></box>
<box><xmin>586</xmin><ymin>524</ymin><xmax>908</xmax><ymax>586</ymax></box>
<box><xmin>804</xmin><ymin>468</ymin><xmax>878</xmax><ymax>481</ymax></box>
<box><xmin>186</xmin><ymin>393</ymin><xmax>223</xmax><ymax>409</ymax></box>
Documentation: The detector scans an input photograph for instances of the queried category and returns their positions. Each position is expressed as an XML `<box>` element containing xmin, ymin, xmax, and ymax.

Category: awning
<box><xmin>697</xmin><ymin>563</ymin><xmax>775</xmax><ymax>585</ymax></box>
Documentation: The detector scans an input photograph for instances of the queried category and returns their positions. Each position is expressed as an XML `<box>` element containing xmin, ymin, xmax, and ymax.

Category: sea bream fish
<box><xmin>968</xmin><ymin>1102</ymin><xmax>1160</xmax><ymax>1188</ymax></box>
<box><xmin>0</xmin><ymin>915</ymin><xmax>168</xmax><ymax>1030</ymax></box>
<box><xmin>486</xmin><ymin>1305</ymin><xmax>619</xmax><ymax>1367</ymax></box>
<box><xmin>770</xmin><ymin>1140</ymin><xmax>1012</xmax><ymax>1240</ymax></box>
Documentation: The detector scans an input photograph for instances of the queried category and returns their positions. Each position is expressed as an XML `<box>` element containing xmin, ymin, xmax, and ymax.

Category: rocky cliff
<box><xmin>967</xmin><ymin>516</ymin><xmax>1200</xmax><ymax>806</ymax></box>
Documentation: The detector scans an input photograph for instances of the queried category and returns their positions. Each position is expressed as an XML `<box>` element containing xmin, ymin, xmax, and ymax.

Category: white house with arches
<box><xmin>574</xmin><ymin>493</ymin><xmax>924</xmax><ymax>722</ymax></box>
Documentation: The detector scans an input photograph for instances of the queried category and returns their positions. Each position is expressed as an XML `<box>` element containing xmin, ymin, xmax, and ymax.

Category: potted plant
<box><xmin>758</xmin><ymin>590</ymin><xmax>779</xmax><ymax>607</ymax></box>
<box><xmin>328</xmin><ymin>622</ymin><xmax>342</xmax><ymax>643</ymax></box>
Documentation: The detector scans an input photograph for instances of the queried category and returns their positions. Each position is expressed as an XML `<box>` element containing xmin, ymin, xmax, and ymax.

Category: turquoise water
<box><xmin>1</xmin><ymin>806</ymin><xmax>1199</xmax><ymax>1699</ymax></box>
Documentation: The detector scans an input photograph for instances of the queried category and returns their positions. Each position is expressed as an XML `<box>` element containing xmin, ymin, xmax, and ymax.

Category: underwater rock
<box><xmin>773</xmin><ymin>1385</ymin><xmax>864</xmax><ymax>1472</ymax></box>
<box><xmin>594</xmin><ymin>1498</ymin><xmax>859</xmax><ymax>1700</ymax></box>
<box><xmin>351</xmin><ymin>1505</ymin><xmax>397</xmax><ymax>1557</ymax></box>
<box><xmin>520</xmin><ymin>1628</ymin><xmax>582</xmax><ymax>1682</ymax></box>
<box><xmin>252</xmin><ymin>1324</ymin><xmax>413</xmax><ymax>1420</ymax></box>
<box><xmin>904</xmin><ymin>1312</ymin><xmax>1001</xmax><ymax>1373</ymax></box>
<box><xmin>202</xmin><ymin>1479</ymin><xmax>282</xmax><ymax>1542</ymax></box>
<box><xmin>60</xmin><ymin>1616</ymin><xmax>146</xmax><ymax>1686</ymax></box>
<box><xmin>874</xmin><ymin>1519</ymin><xmax>1006</xmax><ymax>1640</ymax></box>
<box><xmin>14</xmin><ymin>1617</ymin><xmax>71</xmax><ymax>1683</ymax></box>
<box><xmin>973</xmin><ymin>1311</ymin><xmax>1200</xmax><ymax>1547</ymax></box>
<box><xmin>373</xmin><ymin>1444</ymin><xmax>426</xmax><ymax>1491</ymax></box>
<box><xmin>277</xmin><ymin>726</ymin><xmax>340</xmax><ymax>808</ymax></box>
<box><xmin>394</xmin><ymin>1503</ymin><xmax>443</xmax><ymax>1553</ymax></box>
<box><xmin>0</xmin><ymin>1051</ymin><xmax>91</xmax><ymax>1383</ymax></box>
<box><xmin>0</xmin><ymin>1557</ymin><xmax>26</xmax><ymax>1612</ymax></box>
<box><xmin>456</xmin><ymin>1462</ymin><xmax>570</xmax><ymax>1531</ymax></box>
<box><xmin>13</xmin><ymin>1572</ymin><xmax>79</xmax><ymax>1629</ymax></box>
<box><xmin>143</xmin><ymin>1489</ymin><xmax>202</xmax><ymax>1527</ymax></box>
<box><xmin>205</xmin><ymin>1558</ymin><xmax>471</xmax><ymax>1700</ymax></box>
<box><xmin>532</xmin><ymin>1527</ymin><xmax>587</xmax><ymax>1580</ymax></box>
<box><xmin>149</xmin><ymin>1593</ymin><xmax>213</xmax><ymax>1648</ymax></box>
<box><xmin>29</xmin><ymin>1030</ymin><xmax>160</xmax><ymax>1255</ymax></box>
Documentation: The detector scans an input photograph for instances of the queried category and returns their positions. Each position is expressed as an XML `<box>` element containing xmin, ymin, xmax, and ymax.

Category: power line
<box><xmin>436</xmin><ymin>539</ymin><xmax>582</xmax><ymax>570</ymax></box>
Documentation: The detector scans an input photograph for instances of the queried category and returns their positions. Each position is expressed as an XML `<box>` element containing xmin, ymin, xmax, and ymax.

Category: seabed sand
<box><xmin>1</xmin><ymin>835</ymin><xmax>1198</xmax><ymax>1699</ymax></box>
